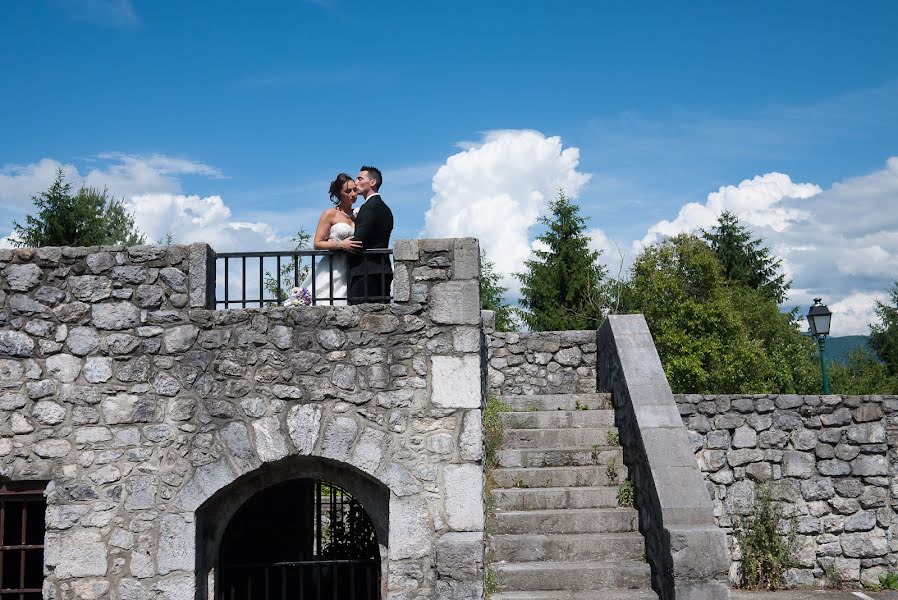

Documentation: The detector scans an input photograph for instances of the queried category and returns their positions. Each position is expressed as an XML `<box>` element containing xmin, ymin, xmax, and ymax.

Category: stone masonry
<box><xmin>677</xmin><ymin>393</ymin><xmax>898</xmax><ymax>588</ymax></box>
<box><xmin>0</xmin><ymin>238</ymin><xmax>485</xmax><ymax>600</ymax></box>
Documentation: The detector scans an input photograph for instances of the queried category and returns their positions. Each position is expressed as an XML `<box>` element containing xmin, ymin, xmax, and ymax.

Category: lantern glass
<box><xmin>807</xmin><ymin>300</ymin><xmax>832</xmax><ymax>338</ymax></box>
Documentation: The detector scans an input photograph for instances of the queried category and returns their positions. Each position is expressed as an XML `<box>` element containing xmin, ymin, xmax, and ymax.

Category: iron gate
<box><xmin>219</xmin><ymin>479</ymin><xmax>380</xmax><ymax>600</ymax></box>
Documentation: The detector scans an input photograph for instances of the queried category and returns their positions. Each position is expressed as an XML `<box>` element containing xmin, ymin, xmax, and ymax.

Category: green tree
<box><xmin>11</xmin><ymin>168</ymin><xmax>145</xmax><ymax>247</ymax></box>
<box><xmin>619</xmin><ymin>234</ymin><xmax>818</xmax><ymax>393</ymax></box>
<box><xmin>701</xmin><ymin>210</ymin><xmax>790</xmax><ymax>304</ymax></box>
<box><xmin>870</xmin><ymin>282</ymin><xmax>898</xmax><ymax>376</ymax></box>
<box><xmin>829</xmin><ymin>348</ymin><xmax>898</xmax><ymax>394</ymax></box>
<box><xmin>515</xmin><ymin>190</ymin><xmax>607</xmax><ymax>331</ymax></box>
<box><xmin>480</xmin><ymin>251</ymin><xmax>515</xmax><ymax>331</ymax></box>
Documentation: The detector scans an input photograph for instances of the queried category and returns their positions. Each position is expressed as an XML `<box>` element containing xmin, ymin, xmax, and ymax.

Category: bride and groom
<box><xmin>301</xmin><ymin>166</ymin><xmax>394</xmax><ymax>305</ymax></box>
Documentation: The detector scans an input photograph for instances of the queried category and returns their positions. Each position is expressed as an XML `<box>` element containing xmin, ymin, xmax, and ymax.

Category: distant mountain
<box><xmin>824</xmin><ymin>335</ymin><xmax>874</xmax><ymax>364</ymax></box>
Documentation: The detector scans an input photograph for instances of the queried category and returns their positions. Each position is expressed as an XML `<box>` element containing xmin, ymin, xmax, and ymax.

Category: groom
<box><xmin>347</xmin><ymin>165</ymin><xmax>393</xmax><ymax>304</ymax></box>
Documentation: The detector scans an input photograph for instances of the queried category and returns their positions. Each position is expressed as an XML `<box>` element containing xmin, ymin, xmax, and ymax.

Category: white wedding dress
<box><xmin>301</xmin><ymin>221</ymin><xmax>353</xmax><ymax>305</ymax></box>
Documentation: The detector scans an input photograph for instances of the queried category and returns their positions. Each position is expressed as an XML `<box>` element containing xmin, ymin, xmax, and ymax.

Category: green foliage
<box><xmin>734</xmin><ymin>486</ymin><xmax>796</xmax><ymax>590</ymax></box>
<box><xmin>619</xmin><ymin>234</ymin><xmax>818</xmax><ymax>393</ymax></box>
<box><xmin>829</xmin><ymin>348</ymin><xmax>898</xmax><ymax>394</ymax></box>
<box><xmin>480</xmin><ymin>250</ymin><xmax>516</xmax><ymax>331</ymax></box>
<box><xmin>11</xmin><ymin>168</ymin><xmax>145</xmax><ymax>247</ymax></box>
<box><xmin>483</xmin><ymin>396</ymin><xmax>511</xmax><ymax>470</ymax></box>
<box><xmin>606</xmin><ymin>428</ymin><xmax>620</xmax><ymax>445</ymax></box>
<box><xmin>617</xmin><ymin>479</ymin><xmax>635</xmax><ymax>507</ymax></box>
<box><xmin>870</xmin><ymin>282</ymin><xmax>898</xmax><ymax>376</ymax></box>
<box><xmin>485</xmin><ymin>568</ymin><xmax>501</xmax><ymax>597</ymax></box>
<box><xmin>605</xmin><ymin>457</ymin><xmax>618</xmax><ymax>484</ymax></box>
<box><xmin>263</xmin><ymin>230</ymin><xmax>311</xmax><ymax>304</ymax></box>
<box><xmin>701</xmin><ymin>211</ymin><xmax>790</xmax><ymax>304</ymax></box>
<box><xmin>871</xmin><ymin>571</ymin><xmax>898</xmax><ymax>590</ymax></box>
<box><xmin>516</xmin><ymin>190</ymin><xmax>607</xmax><ymax>331</ymax></box>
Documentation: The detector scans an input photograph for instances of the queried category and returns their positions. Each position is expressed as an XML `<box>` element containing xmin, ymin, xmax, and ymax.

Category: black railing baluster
<box><xmin>328</xmin><ymin>255</ymin><xmax>334</xmax><ymax>305</ymax></box>
<box><xmin>258</xmin><ymin>257</ymin><xmax>264</xmax><ymax>307</ymax></box>
<box><xmin>224</xmin><ymin>257</ymin><xmax>229</xmax><ymax>308</ymax></box>
<box><xmin>293</xmin><ymin>255</ymin><xmax>299</xmax><ymax>289</ymax></box>
<box><xmin>275</xmin><ymin>255</ymin><xmax>281</xmax><ymax>305</ymax></box>
<box><xmin>311</xmin><ymin>253</ymin><xmax>317</xmax><ymax>305</ymax></box>
<box><xmin>363</xmin><ymin>253</ymin><xmax>369</xmax><ymax>302</ymax></box>
<box><xmin>241</xmin><ymin>256</ymin><xmax>246</xmax><ymax>309</ymax></box>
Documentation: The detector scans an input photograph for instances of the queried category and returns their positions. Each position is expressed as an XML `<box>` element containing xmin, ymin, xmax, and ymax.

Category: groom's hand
<box><xmin>340</xmin><ymin>237</ymin><xmax>362</xmax><ymax>253</ymax></box>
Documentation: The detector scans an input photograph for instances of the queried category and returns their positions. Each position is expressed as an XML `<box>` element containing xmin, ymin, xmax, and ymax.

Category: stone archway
<box><xmin>195</xmin><ymin>455</ymin><xmax>389</xmax><ymax>600</ymax></box>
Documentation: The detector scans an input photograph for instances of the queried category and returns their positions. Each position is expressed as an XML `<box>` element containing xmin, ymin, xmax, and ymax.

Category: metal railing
<box><xmin>215</xmin><ymin>250</ymin><xmax>392</xmax><ymax>308</ymax></box>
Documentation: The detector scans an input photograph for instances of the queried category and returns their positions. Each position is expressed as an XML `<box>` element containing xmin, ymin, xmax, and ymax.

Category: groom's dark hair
<box><xmin>360</xmin><ymin>165</ymin><xmax>382</xmax><ymax>191</ymax></box>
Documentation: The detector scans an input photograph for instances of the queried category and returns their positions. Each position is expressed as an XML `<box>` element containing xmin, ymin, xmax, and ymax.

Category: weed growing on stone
<box><xmin>865</xmin><ymin>571</ymin><xmax>898</xmax><ymax>591</ymax></box>
<box><xmin>575</xmin><ymin>398</ymin><xmax>590</xmax><ymax>410</ymax></box>
<box><xmin>617</xmin><ymin>479</ymin><xmax>635</xmax><ymax>507</ymax></box>
<box><xmin>485</xmin><ymin>568</ymin><xmax>501</xmax><ymax>597</ymax></box>
<box><xmin>607</xmin><ymin>428</ymin><xmax>620</xmax><ymax>446</ymax></box>
<box><xmin>606</xmin><ymin>457</ymin><xmax>619</xmax><ymax>484</ymax></box>
<box><xmin>484</xmin><ymin>396</ymin><xmax>512</xmax><ymax>470</ymax></box>
<box><xmin>733</xmin><ymin>485</ymin><xmax>796</xmax><ymax>590</ymax></box>
<box><xmin>512</xmin><ymin>475</ymin><xmax>527</xmax><ymax>488</ymax></box>
<box><xmin>822</xmin><ymin>564</ymin><xmax>845</xmax><ymax>590</ymax></box>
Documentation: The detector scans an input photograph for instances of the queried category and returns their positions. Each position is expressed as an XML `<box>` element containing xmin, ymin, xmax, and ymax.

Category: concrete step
<box><xmin>501</xmin><ymin>428</ymin><xmax>618</xmax><ymax>450</ymax></box>
<box><xmin>500</xmin><ymin>410</ymin><xmax>616</xmax><ymax>430</ymax></box>
<box><xmin>494</xmin><ymin>560</ymin><xmax>652</xmax><ymax>591</ymax></box>
<box><xmin>489</xmin><ymin>532</ymin><xmax>646</xmax><ymax>562</ymax></box>
<box><xmin>496</xmin><ymin>446</ymin><xmax>623</xmax><ymax>469</ymax></box>
<box><xmin>492</xmin><ymin>465</ymin><xmax>626</xmax><ymax>489</ymax></box>
<box><xmin>493</xmin><ymin>508</ymin><xmax>639</xmax><ymax>535</ymax></box>
<box><xmin>491</xmin><ymin>590</ymin><xmax>658</xmax><ymax>600</ymax></box>
<box><xmin>491</xmin><ymin>486</ymin><xmax>619</xmax><ymax>511</ymax></box>
<box><xmin>498</xmin><ymin>394</ymin><xmax>612</xmax><ymax>412</ymax></box>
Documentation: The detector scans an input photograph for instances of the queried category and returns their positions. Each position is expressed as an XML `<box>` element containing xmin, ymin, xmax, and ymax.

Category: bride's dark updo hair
<box><xmin>328</xmin><ymin>173</ymin><xmax>353</xmax><ymax>205</ymax></box>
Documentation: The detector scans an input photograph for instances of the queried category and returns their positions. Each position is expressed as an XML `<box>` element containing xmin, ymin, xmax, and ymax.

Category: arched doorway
<box><xmin>217</xmin><ymin>478</ymin><xmax>381</xmax><ymax>600</ymax></box>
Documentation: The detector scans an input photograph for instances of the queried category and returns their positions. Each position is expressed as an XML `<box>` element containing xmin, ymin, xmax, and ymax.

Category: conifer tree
<box><xmin>515</xmin><ymin>190</ymin><xmax>606</xmax><ymax>331</ymax></box>
<box><xmin>11</xmin><ymin>168</ymin><xmax>145</xmax><ymax>247</ymax></box>
<box><xmin>870</xmin><ymin>282</ymin><xmax>898</xmax><ymax>376</ymax></box>
<box><xmin>701</xmin><ymin>211</ymin><xmax>790</xmax><ymax>304</ymax></box>
<box><xmin>480</xmin><ymin>250</ymin><xmax>515</xmax><ymax>331</ymax></box>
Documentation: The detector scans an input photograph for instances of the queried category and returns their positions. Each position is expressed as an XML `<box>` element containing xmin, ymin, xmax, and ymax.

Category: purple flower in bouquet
<box><xmin>300</xmin><ymin>287</ymin><xmax>312</xmax><ymax>306</ymax></box>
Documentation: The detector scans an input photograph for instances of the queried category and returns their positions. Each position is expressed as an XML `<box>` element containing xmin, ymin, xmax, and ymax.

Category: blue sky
<box><xmin>1</xmin><ymin>1</ymin><xmax>897</xmax><ymax>333</ymax></box>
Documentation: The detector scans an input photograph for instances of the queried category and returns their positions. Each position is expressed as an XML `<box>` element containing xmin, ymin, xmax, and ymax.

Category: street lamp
<box><xmin>807</xmin><ymin>298</ymin><xmax>832</xmax><ymax>394</ymax></box>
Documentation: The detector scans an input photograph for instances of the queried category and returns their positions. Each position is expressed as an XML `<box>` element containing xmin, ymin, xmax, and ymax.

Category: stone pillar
<box><xmin>598</xmin><ymin>315</ymin><xmax>731</xmax><ymax>600</ymax></box>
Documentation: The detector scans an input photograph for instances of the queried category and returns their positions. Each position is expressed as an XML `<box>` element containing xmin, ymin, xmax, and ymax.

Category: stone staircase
<box><xmin>487</xmin><ymin>393</ymin><xmax>657</xmax><ymax>600</ymax></box>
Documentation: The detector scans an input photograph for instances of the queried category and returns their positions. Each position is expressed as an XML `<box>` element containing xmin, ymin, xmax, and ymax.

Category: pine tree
<box><xmin>701</xmin><ymin>211</ymin><xmax>790</xmax><ymax>304</ymax></box>
<box><xmin>11</xmin><ymin>168</ymin><xmax>145</xmax><ymax>247</ymax></box>
<box><xmin>870</xmin><ymin>282</ymin><xmax>898</xmax><ymax>376</ymax></box>
<box><xmin>515</xmin><ymin>190</ymin><xmax>606</xmax><ymax>331</ymax></box>
<box><xmin>480</xmin><ymin>250</ymin><xmax>515</xmax><ymax>331</ymax></box>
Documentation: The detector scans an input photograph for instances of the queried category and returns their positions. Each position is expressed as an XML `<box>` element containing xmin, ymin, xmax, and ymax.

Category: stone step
<box><xmin>498</xmin><ymin>394</ymin><xmax>612</xmax><ymax>412</ymax></box>
<box><xmin>492</xmin><ymin>465</ymin><xmax>626</xmax><ymax>489</ymax></box>
<box><xmin>493</xmin><ymin>560</ymin><xmax>652</xmax><ymax>591</ymax></box>
<box><xmin>500</xmin><ymin>410</ymin><xmax>616</xmax><ymax>430</ymax></box>
<box><xmin>491</xmin><ymin>486</ymin><xmax>620</xmax><ymax>511</ymax></box>
<box><xmin>501</xmin><ymin>427</ymin><xmax>618</xmax><ymax>450</ymax></box>
<box><xmin>494</xmin><ymin>508</ymin><xmax>639</xmax><ymax>535</ymax></box>
<box><xmin>495</xmin><ymin>446</ymin><xmax>623</xmax><ymax>469</ymax></box>
<box><xmin>491</xmin><ymin>590</ymin><xmax>658</xmax><ymax>600</ymax></box>
<box><xmin>489</xmin><ymin>532</ymin><xmax>646</xmax><ymax>562</ymax></box>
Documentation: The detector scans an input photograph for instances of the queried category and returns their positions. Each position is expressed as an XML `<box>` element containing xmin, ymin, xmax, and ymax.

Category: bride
<box><xmin>301</xmin><ymin>173</ymin><xmax>362</xmax><ymax>304</ymax></box>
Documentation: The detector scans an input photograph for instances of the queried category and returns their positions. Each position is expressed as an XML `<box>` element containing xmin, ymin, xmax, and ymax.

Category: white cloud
<box><xmin>0</xmin><ymin>159</ymin><xmax>78</xmax><ymax>209</ymax></box>
<box><xmin>126</xmin><ymin>193</ymin><xmax>287</xmax><ymax>251</ymax></box>
<box><xmin>637</xmin><ymin>158</ymin><xmax>898</xmax><ymax>336</ymax></box>
<box><xmin>638</xmin><ymin>172</ymin><xmax>821</xmax><ymax>250</ymax></box>
<box><xmin>57</xmin><ymin>0</ymin><xmax>139</xmax><ymax>29</ymax></box>
<box><xmin>424</xmin><ymin>129</ymin><xmax>591</xmax><ymax>291</ymax></box>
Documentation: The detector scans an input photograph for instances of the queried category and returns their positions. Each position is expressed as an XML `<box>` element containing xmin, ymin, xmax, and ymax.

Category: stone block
<box><xmin>452</xmin><ymin>238</ymin><xmax>479</xmax><ymax>280</ymax></box>
<box><xmin>0</xmin><ymin>331</ymin><xmax>35</xmax><ymax>357</ymax></box>
<box><xmin>782</xmin><ymin>450</ymin><xmax>815</xmax><ymax>478</ymax></box>
<box><xmin>189</xmin><ymin>243</ymin><xmax>215</xmax><ymax>308</ymax></box>
<box><xmin>350</xmin><ymin>427</ymin><xmax>386</xmax><ymax>474</ymax></box>
<box><xmin>91</xmin><ymin>302</ymin><xmax>140</xmax><ymax>330</ymax></box>
<box><xmin>431</xmin><ymin>355</ymin><xmax>481</xmax><ymax>409</ymax></box>
<box><xmin>287</xmin><ymin>404</ymin><xmax>322</xmax><ymax>454</ymax></box>
<box><xmin>459</xmin><ymin>409</ymin><xmax>483</xmax><ymax>461</ymax></box>
<box><xmin>444</xmin><ymin>463</ymin><xmax>484</xmax><ymax>531</ymax></box>
<box><xmin>45</xmin><ymin>528</ymin><xmax>108</xmax><ymax>578</ymax></box>
<box><xmin>321</xmin><ymin>416</ymin><xmax>358</xmax><ymax>461</ymax></box>
<box><xmin>392</xmin><ymin>263</ymin><xmax>410</xmax><ymax>302</ymax></box>
<box><xmin>429</xmin><ymin>280</ymin><xmax>480</xmax><ymax>325</ymax></box>
<box><xmin>393</xmin><ymin>239</ymin><xmax>420</xmax><ymax>262</ymax></box>
<box><xmin>252</xmin><ymin>415</ymin><xmax>289</xmax><ymax>462</ymax></box>
<box><xmin>174</xmin><ymin>459</ymin><xmax>237</xmax><ymax>511</ymax></box>
<box><xmin>388</xmin><ymin>496</ymin><xmax>431</xmax><ymax>560</ymax></box>
<box><xmin>158</xmin><ymin>513</ymin><xmax>195</xmax><ymax>575</ymax></box>
<box><xmin>436</xmin><ymin>531</ymin><xmax>483</xmax><ymax>580</ymax></box>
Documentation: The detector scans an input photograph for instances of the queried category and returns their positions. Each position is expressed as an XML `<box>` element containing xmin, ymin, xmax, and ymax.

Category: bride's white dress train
<box><xmin>302</xmin><ymin>222</ymin><xmax>353</xmax><ymax>305</ymax></box>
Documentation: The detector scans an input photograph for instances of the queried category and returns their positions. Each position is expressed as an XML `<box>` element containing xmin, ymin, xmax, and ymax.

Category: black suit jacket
<box><xmin>348</xmin><ymin>194</ymin><xmax>394</xmax><ymax>277</ymax></box>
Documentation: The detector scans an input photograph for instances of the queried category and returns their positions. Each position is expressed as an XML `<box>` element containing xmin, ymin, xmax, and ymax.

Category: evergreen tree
<box><xmin>701</xmin><ymin>211</ymin><xmax>790</xmax><ymax>304</ymax></box>
<box><xmin>870</xmin><ymin>282</ymin><xmax>898</xmax><ymax>376</ymax></box>
<box><xmin>515</xmin><ymin>190</ymin><xmax>606</xmax><ymax>331</ymax></box>
<box><xmin>11</xmin><ymin>168</ymin><xmax>145</xmax><ymax>247</ymax></box>
<box><xmin>480</xmin><ymin>250</ymin><xmax>515</xmax><ymax>331</ymax></box>
<box><xmin>619</xmin><ymin>234</ymin><xmax>818</xmax><ymax>393</ymax></box>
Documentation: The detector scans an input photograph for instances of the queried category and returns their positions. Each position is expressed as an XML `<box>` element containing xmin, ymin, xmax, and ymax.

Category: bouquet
<box><xmin>283</xmin><ymin>287</ymin><xmax>312</xmax><ymax>307</ymax></box>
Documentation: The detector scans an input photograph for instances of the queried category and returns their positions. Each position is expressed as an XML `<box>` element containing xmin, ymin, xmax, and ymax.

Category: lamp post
<box><xmin>807</xmin><ymin>298</ymin><xmax>832</xmax><ymax>394</ymax></box>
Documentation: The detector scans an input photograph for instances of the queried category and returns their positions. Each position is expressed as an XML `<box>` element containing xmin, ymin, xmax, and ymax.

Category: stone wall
<box><xmin>0</xmin><ymin>238</ymin><xmax>486</xmax><ymax>600</ymax></box>
<box><xmin>677</xmin><ymin>393</ymin><xmax>898</xmax><ymax>587</ymax></box>
<box><xmin>483</xmin><ymin>319</ymin><xmax>596</xmax><ymax>396</ymax></box>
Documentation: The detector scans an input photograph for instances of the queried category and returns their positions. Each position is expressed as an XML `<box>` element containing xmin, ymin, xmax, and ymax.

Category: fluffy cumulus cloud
<box><xmin>424</xmin><ymin>130</ymin><xmax>591</xmax><ymax>291</ymax></box>
<box><xmin>637</xmin><ymin>158</ymin><xmax>898</xmax><ymax>335</ymax></box>
<box><xmin>0</xmin><ymin>154</ymin><xmax>283</xmax><ymax>252</ymax></box>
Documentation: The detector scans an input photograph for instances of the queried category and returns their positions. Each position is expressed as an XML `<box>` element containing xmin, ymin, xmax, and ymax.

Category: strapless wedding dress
<box><xmin>302</xmin><ymin>222</ymin><xmax>353</xmax><ymax>305</ymax></box>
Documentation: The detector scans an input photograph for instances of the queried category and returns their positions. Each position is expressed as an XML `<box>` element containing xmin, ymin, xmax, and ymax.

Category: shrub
<box><xmin>733</xmin><ymin>486</ymin><xmax>796</xmax><ymax>590</ymax></box>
